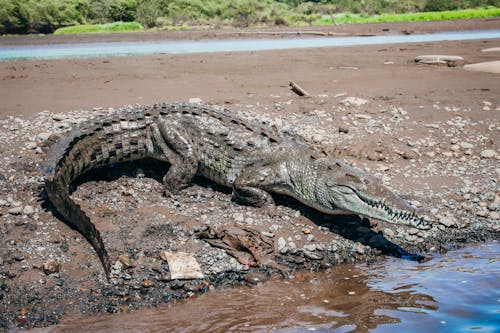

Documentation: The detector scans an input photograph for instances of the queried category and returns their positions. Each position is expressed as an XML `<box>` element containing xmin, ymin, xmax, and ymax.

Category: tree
<box><xmin>136</xmin><ymin>0</ymin><xmax>162</xmax><ymax>27</ymax></box>
<box><xmin>108</xmin><ymin>0</ymin><xmax>137</xmax><ymax>22</ymax></box>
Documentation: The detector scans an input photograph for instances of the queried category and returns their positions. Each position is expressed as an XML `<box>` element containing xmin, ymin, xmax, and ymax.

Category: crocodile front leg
<box><xmin>233</xmin><ymin>161</ymin><xmax>286</xmax><ymax>208</ymax></box>
<box><xmin>153</xmin><ymin>120</ymin><xmax>199</xmax><ymax>195</ymax></box>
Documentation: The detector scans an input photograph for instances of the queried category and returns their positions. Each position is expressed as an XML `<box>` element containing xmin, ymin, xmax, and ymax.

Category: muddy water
<box><xmin>35</xmin><ymin>243</ymin><xmax>498</xmax><ymax>333</ymax></box>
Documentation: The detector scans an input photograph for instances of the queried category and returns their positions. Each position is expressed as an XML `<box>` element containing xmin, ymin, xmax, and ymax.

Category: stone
<box><xmin>408</xmin><ymin>228</ymin><xmax>420</xmax><ymax>235</ymax></box>
<box><xmin>301</xmin><ymin>227</ymin><xmax>311</xmax><ymax>234</ymax></box>
<box><xmin>383</xmin><ymin>228</ymin><xmax>394</xmax><ymax>237</ymax></box>
<box><xmin>141</xmin><ymin>279</ymin><xmax>155</xmax><ymax>288</ymax></box>
<box><xmin>481</xmin><ymin>47</ymin><xmax>500</xmax><ymax>52</ymax></box>
<box><xmin>22</xmin><ymin>205</ymin><xmax>34</xmax><ymax>216</ymax></box>
<box><xmin>460</xmin><ymin>142</ymin><xmax>474</xmax><ymax>150</ymax></box>
<box><xmin>414</xmin><ymin>55</ymin><xmax>464</xmax><ymax>67</ymax></box>
<box><xmin>277</xmin><ymin>237</ymin><xmax>286</xmax><ymax>252</ymax></box>
<box><xmin>52</xmin><ymin>113</ymin><xmax>68</xmax><ymax>121</ymax></box>
<box><xmin>304</xmin><ymin>251</ymin><xmax>323</xmax><ymax>260</ymax></box>
<box><xmin>490</xmin><ymin>212</ymin><xmax>499</xmax><ymax>220</ymax></box>
<box><xmin>188</xmin><ymin>97</ymin><xmax>202</xmax><ymax>104</ymax></box>
<box><xmin>464</xmin><ymin>61</ymin><xmax>500</xmax><ymax>74</ymax></box>
<box><xmin>338</xmin><ymin>124</ymin><xmax>349</xmax><ymax>133</ymax></box>
<box><xmin>118</xmin><ymin>255</ymin><xmax>134</xmax><ymax>269</ymax></box>
<box><xmin>341</xmin><ymin>97</ymin><xmax>369</xmax><ymax>107</ymax></box>
<box><xmin>480</xmin><ymin>149</ymin><xmax>496</xmax><ymax>159</ymax></box>
<box><xmin>8</xmin><ymin>207</ymin><xmax>23</xmax><ymax>215</ymax></box>
<box><xmin>43</xmin><ymin>259</ymin><xmax>60</xmax><ymax>275</ymax></box>
<box><xmin>355</xmin><ymin>243</ymin><xmax>365</xmax><ymax>255</ymax></box>
<box><xmin>439</xmin><ymin>215</ymin><xmax>458</xmax><ymax>228</ymax></box>
<box><xmin>303</xmin><ymin>244</ymin><xmax>316</xmax><ymax>252</ymax></box>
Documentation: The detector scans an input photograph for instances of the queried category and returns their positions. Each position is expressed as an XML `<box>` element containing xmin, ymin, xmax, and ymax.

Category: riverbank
<box><xmin>1</xmin><ymin>18</ymin><xmax>499</xmax><ymax>45</ymax></box>
<box><xmin>0</xmin><ymin>20</ymin><xmax>499</xmax><ymax>330</ymax></box>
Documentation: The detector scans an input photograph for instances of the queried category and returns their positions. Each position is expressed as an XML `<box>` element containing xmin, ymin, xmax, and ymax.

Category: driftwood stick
<box><xmin>289</xmin><ymin>81</ymin><xmax>310</xmax><ymax>97</ymax></box>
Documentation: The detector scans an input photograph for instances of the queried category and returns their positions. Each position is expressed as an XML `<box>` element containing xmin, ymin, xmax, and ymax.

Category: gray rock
<box><xmin>8</xmin><ymin>206</ymin><xmax>23</xmax><ymax>215</ymax></box>
<box><xmin>439</xmin><ymin>215</ymin><xmax>458</xmax><ymax>228</ymax></box>
<box><xmin>303</xmin><ymin>244</ymin><xmax>317</xmax><ymax>252</ymax></box>
<box><xmin>304</xmin><ymin>251</ymin><xmax>323</xmax><ymax>260</ymax></box>
<box><xmin>277</xmin><ymin>237</ymin><xmax>286</xmax><ymax>252</ymax></box>
<box><xmin>415</xmin><ymin>55</ymin><xmax>464</xmax><ymax>67</ymax></box>
<box><xmin>382</xmin><ymin>228</ymin><xmax>394</xmax><ymax>237</ymax></box>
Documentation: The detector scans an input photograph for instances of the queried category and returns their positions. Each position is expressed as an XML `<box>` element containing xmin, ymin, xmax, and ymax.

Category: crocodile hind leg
<box><xmin>155</xmin><ymin>120</ymin><xmax>199</xmax><ymax>195</ymax></box>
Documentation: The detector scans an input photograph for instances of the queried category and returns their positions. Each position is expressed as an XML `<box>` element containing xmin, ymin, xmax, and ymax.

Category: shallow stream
<box><xmin>1</xmin><ymin>29</ymin><xmax>500</xmax><ymax>61</ymax></box>
<box><xmin>32</xmin><ymin>242</ymin><xmax>499</xmax><ymax>333</ymax></box>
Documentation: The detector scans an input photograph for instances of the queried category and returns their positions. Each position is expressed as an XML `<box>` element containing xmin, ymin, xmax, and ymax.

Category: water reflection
<box><xmin>34</xmin><ymin>243</ymin><xmax>499</xmax><ymax>333</ymax></box>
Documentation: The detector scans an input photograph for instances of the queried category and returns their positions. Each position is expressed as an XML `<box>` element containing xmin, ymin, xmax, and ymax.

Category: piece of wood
<box><xmin>289</xmin><ymin>81</ymin><xmax>310</xmax><ymax>97</ymax></box>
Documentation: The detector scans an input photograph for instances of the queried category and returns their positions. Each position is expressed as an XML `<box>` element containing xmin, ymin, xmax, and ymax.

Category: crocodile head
<box><xmin>314</xmin><ymin>157</ymin><xmax>429</xmax><ymax>229</ymax></box>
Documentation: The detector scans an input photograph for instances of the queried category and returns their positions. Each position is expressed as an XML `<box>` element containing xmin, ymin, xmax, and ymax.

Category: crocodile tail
<box><xmin>41</xmin><ymin>124</ymin><xmax>112</xmax><ymax>277</ymax></box>
<box><xmin>45</xmin><ymin>174</ymin><xmax>111</xmax><ymax>277</ymax></box>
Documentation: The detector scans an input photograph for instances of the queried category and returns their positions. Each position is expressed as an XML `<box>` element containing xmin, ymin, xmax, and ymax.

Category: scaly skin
<box><xmin>41</xmin><ymin>103</ymin><xmax>428</xmax><ymax>276</ymax></box>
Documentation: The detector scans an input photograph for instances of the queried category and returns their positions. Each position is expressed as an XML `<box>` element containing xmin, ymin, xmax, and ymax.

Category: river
<box><xmin>30</xmin><ymin>242</ymin><xmax>499</xmax><ymax>333</ymax></box>
<box><xmin>1</xmin><ymin>29</ymin><xmax>500</xmax><ymax>61</ymax></box>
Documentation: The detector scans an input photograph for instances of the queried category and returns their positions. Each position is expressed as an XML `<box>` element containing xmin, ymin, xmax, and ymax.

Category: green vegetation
<box><xmin>54</xmin><ymin>21</ymin><xmax>142</xmax><ymax>34</ymax></box>
<box><xmin>1</xmin><ymin>0</ymin><xmax>499</xmax><ymax>35</ymax></box>
<box><xmin>311</xmin><ymin>7</ymin><xmax>500</xmax><ymax>25</ymax></box>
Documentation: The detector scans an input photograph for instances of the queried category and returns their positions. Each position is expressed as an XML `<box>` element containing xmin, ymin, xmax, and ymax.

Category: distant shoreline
<box><xmin>1</xmin><ymin>18</ymin><xmax>499</xmax><ymax>46</ymax></box>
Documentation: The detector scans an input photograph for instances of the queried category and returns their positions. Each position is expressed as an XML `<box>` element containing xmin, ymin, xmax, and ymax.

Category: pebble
<box><xmin>22</xmin><ymin>205</ymin><xmax>34</xmax><ymax>216</ymax></box>
<box><xmin>460</xmin><ymin>142</ymin><xmax>474</xmax><ymax>150</ymax></box>
<box><xmin>301</xmin><ymin>227</ymin><xmax>311</xmax><ymax>234</ymax></box>
<box><xmin>303</xmin><ymin>244</ymin><xmax>316</xmax><ymax>252</ymax></box>
<box><xmin>141</xmin><ymin>279</ymin><xmax>155</xmax><ymax>288</ymax></box>
<box><xmin>261</xmin><ymin>231</ymin><xmax>274</xmax><ymax>238</ymax></box>
<box><xmin>8</xmin><ymin>206</ymin><xmax>23</xmax><ymax>215</ymax></box>
<box><xmin>480</xmin><ymin>149</ymin><xmax>496</xmax><ymax>158</ymax></box>
<box><xmin>43</xmin><ymin>259</ymin><xmax>60</xmax><ymax>275</ymax></box>
<box><xmin>439</xmin><ymin>215</ymin><xmax>458</xmax><ymax>228</ymax></box>
<box><xmin>277</xmin><ymin>237</ymin><xmax>287</xmax><ymax>253</ymax></box>
<box><xmin>490</xmin><ymin>212</ymin><xmax>499</xmax><ymax>220</ymax></box>
<box><xmin>303</xmin><ymin>251</ymin><xmax>323</xmax><ymax>260</ymax></box>
<box><xmin>52</xmin><ymin>113</ymin><xmax>68</xmax><ymax>121</ymax></box>
<box><xmin>37</xmin><ymin>132</ymin><xmax>52</xmax><ymax>141</ymax></box>
<box><xmin>408</xmin><ymin>228</ymin><xmax>420</xmax><ymax>235</ymax></box>
<box><xmin>188</xmin><ymin>97</ymin><xmax>202</xmax><ymax>104</ymax></box>
<box><xmin>119</xmin><ymin>255</ymin><xmax>134</xmax><ymax>269</ymax></box>
<box><xmin>355</xmin><ymin>243</ymin><xmax>365</xmax><ymax>255</ymax></box>
<box><xmin>382</xmin><ymin>228</ymin><xmax>394</xmax><ymax>237</ymax></box>
<box><xmin>341</xmin><ymin>97</ymin><xmax>369</xmax><ymax>107</ymax></box>
<box><xmin>338</xmin><ymin>125</ymin><xmax>349</xmax><ymax>133</ymax></box>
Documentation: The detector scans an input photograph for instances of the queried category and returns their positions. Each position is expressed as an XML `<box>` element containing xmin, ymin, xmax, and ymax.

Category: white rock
<box><xmin>188</xmin><ymin>97</ymin><xmax>202</xmax><ymax>104</ymax></box>
<box><xmin>480</xmin><ymin>149</ymin><xmax>496</xmax><ymax>158</ymax></box>
<box><xmin>23</xmin><ymin>205</ymin><xmax>34</xmax><ymax>215</ymax></box>
<box><xmin>52</xmin><ymin>113</ymin><xmax>68</xmax><ymax>121</ymax></box>
<box><xmin>460</xmin><ymin>142</ymin><xmax>474</xmax><ymax>150</ymax></box>
<box><xmin>341</xmin><ymin>97</ymin><xmax>369</xmax><ymax>107</ymax></box>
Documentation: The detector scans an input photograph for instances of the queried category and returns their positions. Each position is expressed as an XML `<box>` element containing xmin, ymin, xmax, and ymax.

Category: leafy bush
<box><xmin>54</xmin><ymin>20</ymin><xmax>142</xmax><ymax>34</ymax></box>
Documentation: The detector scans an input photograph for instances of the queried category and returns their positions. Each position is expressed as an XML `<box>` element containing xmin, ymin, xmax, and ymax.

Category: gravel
<box><xmin>0</xmin><ymin>98</ymin><xmax>498</xmax><ymax>329</ymax></box>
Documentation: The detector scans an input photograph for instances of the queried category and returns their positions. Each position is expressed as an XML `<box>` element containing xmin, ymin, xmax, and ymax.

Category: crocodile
<box><xmin>41</xmin><ymin>103</ymin><xmax>428</xmax><ymax>276</ymax></box>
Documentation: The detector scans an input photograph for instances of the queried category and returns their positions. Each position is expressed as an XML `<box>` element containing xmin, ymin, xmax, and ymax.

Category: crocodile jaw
<box><xmin>324</xmin><ymin>185</ymin><xmax>429</xmax><ymax>229</ymax></box>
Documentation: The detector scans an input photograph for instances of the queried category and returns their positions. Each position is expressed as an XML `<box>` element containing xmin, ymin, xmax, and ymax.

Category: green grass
<box><xmin>54</xmin><ymin>21</ymin><xmax>143</xmax><ymax>34</ymax></box>
<box><xmin>311</xmin><ymin>7</ymin><xmax>500</xmax><ymax>26</ymax></box>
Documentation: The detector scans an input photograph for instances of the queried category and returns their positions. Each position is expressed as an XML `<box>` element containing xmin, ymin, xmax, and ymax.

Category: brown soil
<box><xmin>0</xmin><ymin>19</ymin><xmax>499</xmax><ymax>330</ymax></box>
<box><xmin>1</xmin><ymin>19</ymin><xmax>499</xmax><ymax>119</ymax></box>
